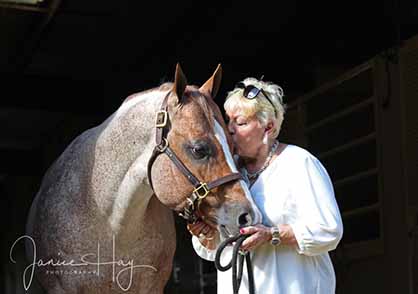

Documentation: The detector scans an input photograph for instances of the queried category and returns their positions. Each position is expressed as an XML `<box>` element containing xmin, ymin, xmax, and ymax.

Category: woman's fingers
<box><xmin>187</xmin><ymin>221</ymin><xmax>215</xmax><ymax>237</ymax></box>
<box><xmin>239</xmin><ymin>226</ymin><xmax>259</xmax><ymax>235</ymax></box>
<box><xmin>187</xmin><ymin>221</ymin><xmax>206</xmax><ymax>236</ymax></box>
<box><xmin>201</xmin><ymin>225</ymin><xmax>212</xmax><ymax>235</ymax></box>
<box><xmin>240</xmin><ymin>224</ymin><xmax>268</xmax><ymax>235</ymax></box>
<box><xmin>241</xmin><ymin>234</ymin><xmax>258</xmax><ymax>251</ymax></box>
<box><xmin>240</xmin><ymin>224</ymin><xmax>271</xmax><ymax>251</ymax></box>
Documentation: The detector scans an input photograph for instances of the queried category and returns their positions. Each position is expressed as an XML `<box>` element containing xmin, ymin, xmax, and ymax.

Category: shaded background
<box><xmin>1</xmin><ymin>0</ymin><xmax>417</xmax><ymax>293</ymax></box>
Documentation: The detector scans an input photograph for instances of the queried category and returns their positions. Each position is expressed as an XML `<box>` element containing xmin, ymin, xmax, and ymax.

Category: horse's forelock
<box><xmin>180</xmin><ymin>86</ymin><xmax>215</xmax><ymax>130</ymax></box>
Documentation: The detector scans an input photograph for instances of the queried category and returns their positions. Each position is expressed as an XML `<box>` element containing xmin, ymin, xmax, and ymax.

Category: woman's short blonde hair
<box><xmin>224</xmin><ymin>77</ymin><xmax>286</xmax><ymax>138</ymax></box>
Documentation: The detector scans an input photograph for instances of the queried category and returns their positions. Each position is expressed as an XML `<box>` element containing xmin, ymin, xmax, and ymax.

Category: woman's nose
<box><xmin>228</xmin><ymin>122</ymin><xmax>235</xmax><ymax>135</ymax></box>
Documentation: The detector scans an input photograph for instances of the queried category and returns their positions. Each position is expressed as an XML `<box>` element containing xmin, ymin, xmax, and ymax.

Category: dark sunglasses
<box><xmin>235</xmin><ymin>82</ymin><xmax>277</xmax><ymax>115</ymax></box>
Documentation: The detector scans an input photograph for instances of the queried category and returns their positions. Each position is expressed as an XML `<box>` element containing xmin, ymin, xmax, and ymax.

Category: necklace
<box><xmin>247</xmin><ymin>140</ymin><xmax>279</xmax><ymax>181</ymax></box>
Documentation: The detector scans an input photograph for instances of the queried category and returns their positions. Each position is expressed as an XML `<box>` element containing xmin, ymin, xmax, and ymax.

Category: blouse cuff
<box><xmin>191</xmin><ymin>236</ymin><xmax>217</xmax><ymax>261</ymax></box>
<box><xmin>289</xmin><ymin>222</ymin><xmax>308</xmax><ymax>255</ymax></box>
<box><xmin>289</xmin><ymin>222</ymin><xmax>343</xmax><ymax>256</ymax></box>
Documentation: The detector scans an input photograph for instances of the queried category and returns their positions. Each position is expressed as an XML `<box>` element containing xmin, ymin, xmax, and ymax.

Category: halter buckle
<box><xmin>155</xmin><ymin>110</ymin><xmax>168</xmax><ymax>128</ymax></box>
<box><xmin>193</xmin><ymin>182</ymin><xmax>210</xmax><ymax>199</ymax></box>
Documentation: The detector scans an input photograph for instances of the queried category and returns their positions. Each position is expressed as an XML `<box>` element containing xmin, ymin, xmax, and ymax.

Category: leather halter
<box><xmin>147</xmin><ymin>91</ymin><xmax>242</xmax><ymax>223</ymax></box>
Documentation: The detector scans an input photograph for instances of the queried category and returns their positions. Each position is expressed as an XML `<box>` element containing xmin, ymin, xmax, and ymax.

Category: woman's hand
<box><xmin>187</xmin><ymin>220</ymin><xmax>218</xmax><ymax>250</ymax></box>
<box><xmin>240</xmin><ymin>224</ymin><xmax>298</xmax><ymax>251</ymax></box>
<box><xmin>239</xmin><ymin>224</ymin><xmax>271</xmax><ymax>251</ymax></box>
<box><xmin>187</xmin><ymin>221</ymin><xmax>213</xmax><ymax>237</ymax></box>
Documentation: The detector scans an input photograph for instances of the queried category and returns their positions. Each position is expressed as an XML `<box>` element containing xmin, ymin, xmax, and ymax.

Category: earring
<box><xmin>262</xmin><ymin>134</ymin><xmax>268</xmax><ymax>145</ymax></box>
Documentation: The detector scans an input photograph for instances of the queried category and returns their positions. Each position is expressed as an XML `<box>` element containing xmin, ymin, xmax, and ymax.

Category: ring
<box><xmin>198</xmin><ymin>233</ymin><xmax>214</xmax><ymax>241</ymax></box>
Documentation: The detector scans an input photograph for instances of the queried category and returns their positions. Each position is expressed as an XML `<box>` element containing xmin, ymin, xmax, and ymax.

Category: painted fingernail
<box><xmin>240</xmin><ymin>228</ymin><xmax>245</xmax><ymax>234</ymax></box>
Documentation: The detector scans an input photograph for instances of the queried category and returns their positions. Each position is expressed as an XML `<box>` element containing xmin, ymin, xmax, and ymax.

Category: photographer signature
<box><xmin>10</xmin><ymin>235</ymin><xmax>157</xmax><ymax>291</ymax></box>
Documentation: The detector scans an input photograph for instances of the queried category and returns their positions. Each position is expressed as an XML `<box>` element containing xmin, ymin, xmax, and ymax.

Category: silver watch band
<box><xmin>270</xmin><ymin>226</ymin><xmax>281</xmax><ymax>246</ymax></box>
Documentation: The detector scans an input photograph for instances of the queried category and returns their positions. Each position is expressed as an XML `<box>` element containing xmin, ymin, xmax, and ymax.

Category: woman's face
<box><xmin>226</xmin><ymin>109</ymin><xmax>265</xmax><ymax>158</ymax></box>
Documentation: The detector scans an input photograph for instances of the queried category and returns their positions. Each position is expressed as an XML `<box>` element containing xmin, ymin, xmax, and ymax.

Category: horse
<box><xmin>23</xmin><ymin>64</ymin><xmax>261</xmax><ymax>293</ymax></box>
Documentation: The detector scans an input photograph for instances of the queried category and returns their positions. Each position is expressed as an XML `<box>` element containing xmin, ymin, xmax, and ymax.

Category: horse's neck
<box><xmin>92</xmin><ymin>89</ymin><xmax>168</xmax><ymax>236</ymax></box>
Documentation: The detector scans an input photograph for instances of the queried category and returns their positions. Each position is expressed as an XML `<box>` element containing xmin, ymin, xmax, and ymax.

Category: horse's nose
<box><xmin>238</xmin><ymin>212</ymin><xmax>252</xmax><ymax>227</ymax></box>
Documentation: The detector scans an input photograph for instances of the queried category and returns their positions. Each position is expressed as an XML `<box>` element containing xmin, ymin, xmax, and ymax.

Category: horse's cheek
<box><xmin>151</xmin><ymin>158</ymin><xmax>184</xmax><ymax>209</ymax></box>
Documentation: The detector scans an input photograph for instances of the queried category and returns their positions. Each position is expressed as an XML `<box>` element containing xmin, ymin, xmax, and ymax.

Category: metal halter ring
<box><xmin>193</xmin><ymin>182</ymin><xmax>210</xmax><ymax>199</ymax></box>
<box><xmin>186</xmin><ymin>198</ymin><xmax>195</xmax><ymax>210</ymax></box>
<box><xmin>156</xmin><ymin>138</ymin><xmax>169</xmax><ymax>152</ymax></box>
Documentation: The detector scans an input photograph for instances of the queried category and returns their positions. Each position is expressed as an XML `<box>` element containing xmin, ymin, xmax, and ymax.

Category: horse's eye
<box><xmin>190</xmin><ymin>143</ymin><xmax>210</xmax><ymax>160</ymax></box>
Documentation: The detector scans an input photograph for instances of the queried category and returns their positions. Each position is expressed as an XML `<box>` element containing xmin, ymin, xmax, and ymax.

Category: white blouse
<box><xmin>192</xmin><ymin>144</ymin><xmax>344</xmax><ymax>294</ymax></box>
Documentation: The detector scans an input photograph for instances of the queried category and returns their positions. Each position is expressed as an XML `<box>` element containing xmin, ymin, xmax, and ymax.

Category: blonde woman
<box><xmin>188</xmin><ymin>77</ymin><xmax>343</xmax><ymax>294</ymax></box>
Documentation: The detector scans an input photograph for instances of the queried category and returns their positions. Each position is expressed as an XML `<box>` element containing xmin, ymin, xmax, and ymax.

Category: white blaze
<box><xmin>213</xmin><ymin>120</ymin><xmax>262</xmax><ymax>224</ymax></box>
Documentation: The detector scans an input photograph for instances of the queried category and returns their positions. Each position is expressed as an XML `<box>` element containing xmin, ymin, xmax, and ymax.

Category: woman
<box><xmin>188</xmin><ymin>77</ymin><xmax>343</xmax><ymax>294</ymax></box>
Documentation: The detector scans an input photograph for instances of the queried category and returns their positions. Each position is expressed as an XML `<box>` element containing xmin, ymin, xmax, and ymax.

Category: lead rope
<box><xmin>215</xmin><ymin>234</ymin><xmax>255</xmax><ymax>294</ymax></box>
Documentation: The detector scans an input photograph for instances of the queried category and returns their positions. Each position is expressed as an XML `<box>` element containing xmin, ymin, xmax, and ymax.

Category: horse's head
<box><xmin>150</xmin><ymin>64</ymin><xmax>261</xmax><ymax>239</ymax></box>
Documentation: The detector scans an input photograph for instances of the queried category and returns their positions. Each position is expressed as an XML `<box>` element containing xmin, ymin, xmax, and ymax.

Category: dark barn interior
<box><xmin>1</xmin><ymin>0</ymin><xmax>418</xmax><ymax>293</ymax></box>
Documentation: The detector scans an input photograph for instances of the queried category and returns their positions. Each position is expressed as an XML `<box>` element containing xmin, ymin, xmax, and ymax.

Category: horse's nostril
<box><xmin>238</xmin><ymin>212</ymin><xmax>251</xmax><ymax>226</ymax></box>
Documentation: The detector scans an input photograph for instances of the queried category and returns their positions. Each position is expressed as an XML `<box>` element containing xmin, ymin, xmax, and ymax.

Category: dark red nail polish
<box><xmin>240</xmin><ymin>229</ymin><xmax>244</xmax><ymax>234</ymax></box>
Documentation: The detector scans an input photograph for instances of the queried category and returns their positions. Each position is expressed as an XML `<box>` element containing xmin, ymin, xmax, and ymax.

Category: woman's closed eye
<box><xmin>236</xmin><ymin>119</ymin><xmax>248</xmax><ymax>126</ymax></box>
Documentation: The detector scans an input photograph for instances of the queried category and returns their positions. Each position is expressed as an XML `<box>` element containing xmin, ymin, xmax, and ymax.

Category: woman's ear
<box><xmin>262</xmin><ymin>121</ymin><xmax>275</xmax><ymax>145</ymax></box>
<box><xmin>265</xmin><ymin>121</ymin><xmax>275</xmax><ymax>135</ymax></box>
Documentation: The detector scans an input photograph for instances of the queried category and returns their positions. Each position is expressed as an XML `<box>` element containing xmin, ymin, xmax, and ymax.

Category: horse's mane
<box><xmin>122</xmin><ymin>83</ymin><xmax>173</xmax><ymax>104</ymax></box>
<box><xmin>158</xmin><ymin>82</ymin><xmax>173</xmax><ymax>92</ymax></box>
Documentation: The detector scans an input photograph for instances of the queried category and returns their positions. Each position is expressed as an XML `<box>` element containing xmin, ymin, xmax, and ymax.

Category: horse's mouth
<box><xmin>219</xmin><ymin>224</ymin><xmax>235</xmax><ymax>239</ymax></box>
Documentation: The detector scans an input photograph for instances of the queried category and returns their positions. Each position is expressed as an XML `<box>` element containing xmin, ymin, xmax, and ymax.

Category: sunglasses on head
<box><xmin>235</xmin><ymin>82</ymin><xmax>276</xmax><ymax>115</ymax></box>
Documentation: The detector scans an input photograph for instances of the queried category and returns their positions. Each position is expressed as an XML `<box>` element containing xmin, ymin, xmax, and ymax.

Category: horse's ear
<box><xmin>172</xmin><ymin>63</ymin><xmax>188</xmax><ymax>104</ymax></box>
<box><xmin>200</xmin><ymin>64</ymin><xmax>222</xmax><ymax>99</ymax></box>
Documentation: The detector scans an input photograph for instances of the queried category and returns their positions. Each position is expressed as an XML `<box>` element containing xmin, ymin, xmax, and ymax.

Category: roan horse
<box><xmin>24</xmin><ymin>64</ymin><xmax>261</xmax><ymax>293</ymax></box>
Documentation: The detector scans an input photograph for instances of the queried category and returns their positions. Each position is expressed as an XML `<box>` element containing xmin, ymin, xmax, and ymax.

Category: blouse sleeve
<box><xmin>289</xmin><ymin>155</ymin><xmax>343</xmax><ymax>256</ymax></box>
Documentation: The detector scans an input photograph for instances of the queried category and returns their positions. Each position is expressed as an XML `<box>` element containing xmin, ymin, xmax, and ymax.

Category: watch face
<box><xmin>271</xmin><ymin>227</ymin><xmax>280</xmax><ymax>237</ymax></box>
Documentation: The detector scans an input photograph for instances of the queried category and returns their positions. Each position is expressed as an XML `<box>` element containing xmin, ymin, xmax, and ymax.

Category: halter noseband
<box><xmin>147</xmin><ymin>91</ymin><xmax>242</xmax><ymax>223</ymax></box>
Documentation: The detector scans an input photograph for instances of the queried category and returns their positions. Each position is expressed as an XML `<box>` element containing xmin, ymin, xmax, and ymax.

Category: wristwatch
<box><xmin>270</xmin><ymin>226</ymin><xmax>281</xmax><ymax>246</ymax></box>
